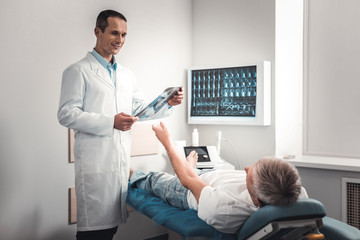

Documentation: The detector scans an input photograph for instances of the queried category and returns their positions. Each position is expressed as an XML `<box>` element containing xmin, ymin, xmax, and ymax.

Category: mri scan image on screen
<box><xmin>187</xmin><ymin>61</ymin><xmax>271</xmax><ymax>125</ymax></box>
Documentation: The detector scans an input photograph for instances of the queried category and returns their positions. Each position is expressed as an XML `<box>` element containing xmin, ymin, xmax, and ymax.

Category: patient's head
<box><xmin>245</xmin><ymin>157</ymin><xmax>301</xmax><ymax>207</ymax></box>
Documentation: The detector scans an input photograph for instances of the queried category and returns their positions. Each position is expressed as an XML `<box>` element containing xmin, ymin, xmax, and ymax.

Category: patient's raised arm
<box><xmin>152</xmin><ymin>122</ymin><xmax>208</xmax><ymax>202</ymax></box>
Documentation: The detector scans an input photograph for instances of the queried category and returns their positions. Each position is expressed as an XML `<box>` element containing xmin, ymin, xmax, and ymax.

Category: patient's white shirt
<box><xmin>186</xmin><ymin>169</ymin><xmax>308</xmax><ymax>234</ymax></box>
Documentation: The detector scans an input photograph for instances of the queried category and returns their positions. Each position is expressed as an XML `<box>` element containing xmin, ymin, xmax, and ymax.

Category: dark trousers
<box><xmin>76</xmin><ymin>226</ymin><xmax>118</xmax><ymax>240</ymax></box>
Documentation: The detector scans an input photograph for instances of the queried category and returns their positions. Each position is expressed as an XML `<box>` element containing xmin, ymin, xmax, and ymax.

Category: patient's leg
<box><xmin>186</xmin><ymin>150</ymin><xmax>198</xmax><ymax>169</ymax></box>
<box><xmin>129</xmin><ymin>170</ymin><xmax>190</xmax><ymax>209</ymax></box>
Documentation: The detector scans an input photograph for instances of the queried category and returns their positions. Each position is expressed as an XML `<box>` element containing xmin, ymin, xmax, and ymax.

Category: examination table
<box><xmin>127</xmin><ymin>185</ymin><xmax>360</xmax><ymax>240</ymax></box>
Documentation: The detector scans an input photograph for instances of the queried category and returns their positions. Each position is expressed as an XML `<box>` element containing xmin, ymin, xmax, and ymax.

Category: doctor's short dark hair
<box><xmin>96</xmin><ymin>10</ymin><xmax>127</xmax><ymax>33</ymax></box>
<box><xmin>252</xmin><ymin>157</ymin><xmax>302</xmax><ymax>206</ymax></box>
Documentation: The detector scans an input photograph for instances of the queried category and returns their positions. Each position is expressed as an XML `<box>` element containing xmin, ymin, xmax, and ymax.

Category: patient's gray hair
<box><xmin>252</xmin><ymin>157</ymin><xmax>301</xmax><ymax>206</ymax></box>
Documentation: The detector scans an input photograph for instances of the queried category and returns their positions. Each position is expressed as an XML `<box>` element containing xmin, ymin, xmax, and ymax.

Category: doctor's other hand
<box><xmin>168</xmin><ymin>87</ymin><xmax>184</xmax><ymax>106</ymax></box>
<box><xmin>152</xmin><ymin>122</ymin><xmax>171</xmax><ymax>147</ymax></box>
<box><xmin>114</xmin><ymin>112</ymin><xmax>138</xmax><ymax>131</ymax></box>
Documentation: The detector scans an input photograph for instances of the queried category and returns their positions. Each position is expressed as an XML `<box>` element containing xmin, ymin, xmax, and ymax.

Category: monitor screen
<box><xmin>187</xmin><ymin>61</ymin><xmax>271</xmax><ymax>125</ymax></box>
<box><xmin>184</xmin><ymin>146</ymin><xmax>210</xmax><ymax>162</ymax></box>
<box><xmin>190</xmin><ymin>66</ymin><xmax>257</xmax><ymax>117</ymax></box>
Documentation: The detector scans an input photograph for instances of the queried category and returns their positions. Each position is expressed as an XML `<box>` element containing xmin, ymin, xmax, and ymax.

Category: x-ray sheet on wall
<box><xmin>190</xmin><ymin>66</ymin><xmax>257</xmax><ymax>117</ymax></box>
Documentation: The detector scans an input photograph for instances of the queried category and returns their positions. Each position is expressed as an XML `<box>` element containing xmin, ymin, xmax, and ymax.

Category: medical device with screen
<box><xmin>187</xmin><ymin>61</ymin><xmax>271</xmax><ymax>125</ymax></box>
<box><xmin>184</xmin><ymin>146</ymin><xmax>210</xmax><ymax>162</ymax></box>
<box><xmin>183</xmin><ymin>146</ymin><xmax>220</xmax><ymax>168</ymax></box>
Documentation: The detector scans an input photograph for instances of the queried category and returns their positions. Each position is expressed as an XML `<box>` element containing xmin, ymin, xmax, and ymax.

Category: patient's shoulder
<box><xmin>197</xmin><ymin>187</ymin><xmax>256</xmax><ymax>234</ymax></box>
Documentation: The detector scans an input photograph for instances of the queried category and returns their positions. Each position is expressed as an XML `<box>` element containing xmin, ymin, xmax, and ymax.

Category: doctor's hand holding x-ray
<box><xmin>113</xmin><ymin>87</ymin><xmax>184</xmax><ymax>131</ymax></box>
<box><xmin>114</xmin><ymin>112</ymin><xmax>138</xmax><ymax>131</ymax></box>
<box><xmin>58</xmin><ymin>9</ymin><xmax>183</xmax><ymax>240</ymax></box>
<box><xmin>167</xmin><ymin>86</ymin><xmax>184</xmax><ymax>106</ymax></box>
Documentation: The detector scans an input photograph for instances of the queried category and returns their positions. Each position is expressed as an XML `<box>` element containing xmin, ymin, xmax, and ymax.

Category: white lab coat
<box><xmin>58</xmin><ymin>52</ymin><xmax>171</xmax><ymax>231</ymax></box>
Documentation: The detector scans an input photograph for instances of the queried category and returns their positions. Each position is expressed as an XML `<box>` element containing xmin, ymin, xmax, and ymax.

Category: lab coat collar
<box><xmin>87</xmin><ymin>51</ymin><xmax>124</xmax><ymax>71</ymax></box>
<box><xmin>86</xmin><ymin>52</ymin><xmax>114</xmax><ymax>88</ymax></box>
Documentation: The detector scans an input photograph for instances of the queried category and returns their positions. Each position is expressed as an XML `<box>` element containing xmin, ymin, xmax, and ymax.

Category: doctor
<box><xmin>58</xmin><ymin>10</ymin><xmax>183</xmax><ymax>240</ymax></box>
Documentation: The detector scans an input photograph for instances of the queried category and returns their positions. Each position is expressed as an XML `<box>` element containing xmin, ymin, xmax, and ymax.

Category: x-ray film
<box><xmin>136</xmin><ymin>87</ymin><xmax>181</xmax><ymax>119</ymax></box>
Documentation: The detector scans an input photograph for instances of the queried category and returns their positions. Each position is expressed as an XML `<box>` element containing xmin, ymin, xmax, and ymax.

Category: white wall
<box><xmin>275</xmin><ymin>0</ymin><xmax>304</xmax><ymax>158</ymax></box>
<box><xmin>191</xmin><ymin>0</ymin><xmax>276</xmax><ymax>168</ymax></box>
<box><xmin>0</xmin><ymin>0</ymin><xmax>191</xmax><ymax>239</ymax></box>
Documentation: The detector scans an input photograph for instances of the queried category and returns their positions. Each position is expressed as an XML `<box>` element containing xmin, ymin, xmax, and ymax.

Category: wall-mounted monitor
<box><xmin>187</xmin><ymin>61</ymin><xmax>271</xmax><ymax>125</ymax></box>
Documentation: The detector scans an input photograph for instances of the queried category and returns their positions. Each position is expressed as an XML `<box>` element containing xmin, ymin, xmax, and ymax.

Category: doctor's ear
<box><xmin>94</xmin><ymin>27</ymin><xmax>101</xmax><ymax>37</ymax></box>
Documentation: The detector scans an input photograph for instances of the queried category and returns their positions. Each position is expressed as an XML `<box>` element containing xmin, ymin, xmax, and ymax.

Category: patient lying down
<box><xmin>129</xmin><ymin>122</ymin><xmax>308</xmax><ymax>234</ymax></box>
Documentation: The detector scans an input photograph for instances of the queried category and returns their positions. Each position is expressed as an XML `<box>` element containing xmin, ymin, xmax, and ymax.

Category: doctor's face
<box><xmin>94</xmin><ymin>16</ymin><xmax>127</xmax><ymax>62</ymax></box>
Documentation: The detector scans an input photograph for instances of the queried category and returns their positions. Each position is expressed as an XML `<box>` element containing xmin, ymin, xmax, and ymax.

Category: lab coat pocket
<box><xmin>77</xmin><ymin>136</ymin><xmax>117</xmax><ymax>174</ymax></box>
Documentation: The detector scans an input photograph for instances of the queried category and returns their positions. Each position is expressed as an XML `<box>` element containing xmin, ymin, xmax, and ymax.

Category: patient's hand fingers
<box><xmin>152</xmin><ymin>124</ymin><xmax>159</xmax><ymax>134</ymax></box>
<box><xmin>152</xmin><ymin>122</ymin><xmax>171</xmax><ymax>145</ymax></box>
<box><xmin>152</xmin><ymin>123</ymin><xmax>162</xmax><ymax>140</ymax></box>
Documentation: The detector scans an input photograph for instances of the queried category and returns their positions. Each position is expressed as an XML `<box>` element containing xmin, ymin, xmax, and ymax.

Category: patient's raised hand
<box><xmin>152</xmin><ymin>122</ymin><xmax>172</xmax><ymax>147</ymax></box>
